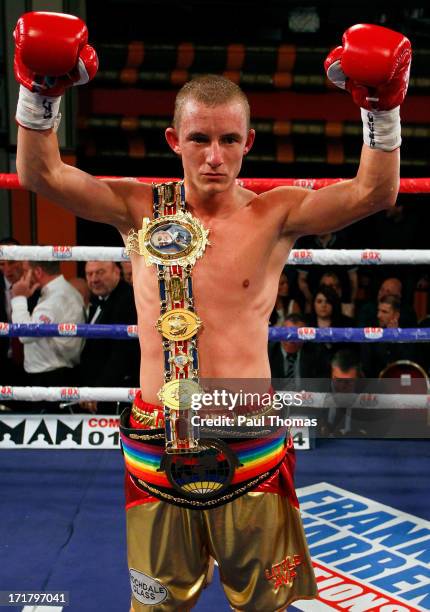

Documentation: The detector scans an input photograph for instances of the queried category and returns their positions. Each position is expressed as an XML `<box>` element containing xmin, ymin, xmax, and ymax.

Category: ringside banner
<box><xmin>294</xmin><ymin>483</ymin><xmax>430</xmax><ymax>611</ymax></box>
<box><xmin>0</xmin><ymin>414</ymin><xmax>309</xmax><ymax>450</ymax></box>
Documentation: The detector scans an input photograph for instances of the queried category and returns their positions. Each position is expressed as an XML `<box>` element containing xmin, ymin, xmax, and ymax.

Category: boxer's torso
<box><xmin>122</xmin><ymin>183</ymin><xmax>295</xmax><ymax>404</ymax></box>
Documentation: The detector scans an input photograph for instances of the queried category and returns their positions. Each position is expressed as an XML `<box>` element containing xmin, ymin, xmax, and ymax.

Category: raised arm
<box><xmin>14</xmin><ymin>12</ymin><xmax>148</xmax><ymax>233</ymax></box>
<box><xmin>276</xmin><ymin>24</ymin><xmax>411</xmax><ymax>237</ymax></box>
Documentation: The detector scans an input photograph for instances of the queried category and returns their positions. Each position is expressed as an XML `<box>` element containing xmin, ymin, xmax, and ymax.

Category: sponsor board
<box><xmin>0</xmin><ymin>415</ymin><xmax>121</xmax><ymax>449</ymax></box>
<box><xmin>0</xmin><ymin>415</ymin><xmax>310</xmax><ymax>451</ymax></box>
<box><xmin>294</xmin><ymin>483</ymin><xmax>430</xmax><ymax>611</ymax></box>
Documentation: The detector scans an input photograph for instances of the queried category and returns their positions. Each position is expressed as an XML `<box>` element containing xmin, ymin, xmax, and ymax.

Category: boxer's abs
<box><xmin>137</xmin><ymin>306</ymin><xmax>272</xmax><ymax>404</ymax></box>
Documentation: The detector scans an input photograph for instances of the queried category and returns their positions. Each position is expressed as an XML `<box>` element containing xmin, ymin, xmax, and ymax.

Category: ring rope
<box><xmin>1</xmin><ymin>174</ymin><xmax>430</xmax><ymax>193</ymax></box>
<box><xmin>1</xmin><ymin>387</ymin><xmax>429</xmax><ymax>407</ymax></box>
<box><xmin>1</xmin><ymin>323</ymin><xmax>430</xmax><ymax>343</ymax></box>
<box><xmin>2</xmin><ymin>245</ymin><xmax>430</xmax><ymax>265</ymax></box>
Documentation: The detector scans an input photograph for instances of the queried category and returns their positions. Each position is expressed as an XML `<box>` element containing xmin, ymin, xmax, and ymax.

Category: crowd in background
<box><xmin>1</xmin><ymin>222</ymin><xmax>430</xmax><ymax>423</ymax></box>
<box><xmin>0</xmin><ymin>236</ymin><xmax>138</xmax><ymax>414</ymax></box>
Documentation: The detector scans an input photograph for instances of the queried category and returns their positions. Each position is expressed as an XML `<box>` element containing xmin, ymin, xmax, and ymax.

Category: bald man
<box><xmin>358</xmin><ymin>277</ymin><xmax>418</xmax><ymax>328</ymax></box>
<box><xmin>78</xmin><ymin>261</ymin><xmax>140</xmax><ymax>413</ymax></box>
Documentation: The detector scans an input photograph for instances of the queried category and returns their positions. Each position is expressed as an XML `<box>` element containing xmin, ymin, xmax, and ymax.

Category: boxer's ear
<box><xmin>243</xmin><ymin>129</ymin><xmax>256</xmax><ymax>155</ymax></box>
<box><xmin>165</xmin><ymin>127</ymin><xmax>181</xmax><ymax>155</ymax></box>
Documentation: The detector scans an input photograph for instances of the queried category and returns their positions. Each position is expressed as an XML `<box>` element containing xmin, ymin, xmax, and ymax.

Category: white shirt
<box><xmin>4</xmin><ymin>277</ymin><xmax>12</xmax><ymax>320</ymax></box>
<box><xmin>11</xmin><ymin>275</ymin><xmax>85</xmax><ymax>373</ymax></box>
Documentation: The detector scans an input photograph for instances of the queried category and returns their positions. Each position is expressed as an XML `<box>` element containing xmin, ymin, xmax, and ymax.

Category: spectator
<box><xmin>268</xmin><ymin>313</ymin><xmax>306</xmax><ymax>388</ymax></box>
<box><xmin>269</xmin><ymin>270</ymin><xmax>300</xmax><ymax>326</ymax></box>
<box><xmin>325</xmin><ymin>349</ymin><xmax>366</xmax><ymax>436</ymax></box>
<box><xmin>295</xmin><ymin>230</ymin><xmax>358</xmax><ymax>315</ymax></box>
<box><xmin>120</xmin><ymin>261</ymin><xmax>133</xmax><ymax>285</ymax></box>
<box><xmin>10</xmin><ymin>260</ymin><xmax>84</xmax><ymax>413</ymax></box>
<box><xmin>357</xmin><ymin>277</ymin><xmax>417</xmax><ymax>327</ymax></box>
<box><xmin>361</xmin><ymin>295</ymin><xmax>420</xmax><ymax>377</ymax></box>
<box><xmin>300</xmin><ymin>286</ymin><xmax>353</xmax><ymax>381</ymax></box>
<box><xmin>377</xmin><ymin>294</ymin><xmax>401</xmax><ymax>328</ymax></box>
<box><xmin>320</xmin><ymin>271</ymin><xmax>356</xmax><ymax>319</ymax></box>
<box><xmin>0</xmin><ymin>238</ymin><xmax>40</xmax><ymax>388</ymax></box>
<box><xmin>308</xmin><ymin>285</ymin><xmax>353</xmax><ymax>329</ymax></box>
<box><xmin>78</xmin><ymin>261</ymin><xmax>139</xmax><ymax>414</ymax></box>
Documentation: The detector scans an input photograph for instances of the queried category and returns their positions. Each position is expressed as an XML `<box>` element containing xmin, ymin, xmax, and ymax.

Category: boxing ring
<box><xmin>1</xmin><ymin>174</ymin><xmax>430</xmax><ymax>612</ymax></box>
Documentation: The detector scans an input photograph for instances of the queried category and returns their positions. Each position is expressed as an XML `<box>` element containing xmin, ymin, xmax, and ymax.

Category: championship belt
<box><xmin>126</xmin><ymin>181</ymin><xmax>209</xmax><ymax>454</ymax></box>
<box><xmin>123</xmin><ymin>181</ymin><xmax>288</xmax><ymax>507</ymax></box>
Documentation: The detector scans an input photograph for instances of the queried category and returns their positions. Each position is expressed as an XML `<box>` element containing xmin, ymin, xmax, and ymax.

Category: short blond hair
<box><xmin>173</xmin><ymin>74</ymin><xmax>250</xmax><ymax>129</ymax></box>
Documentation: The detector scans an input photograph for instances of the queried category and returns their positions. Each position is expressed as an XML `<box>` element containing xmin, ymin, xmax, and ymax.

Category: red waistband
<box><xmin>130</xmin><ymin>391</ymin><xmax>164</xmax><ymax>429</ymax></box>
<box><xmin>126</xmin><ymin>390</ymin><xmax>298</xmax><ymax>508</ymax></box>
<box><xmin>134</xmin><ymin>391</ymin><xmax>160</xmax><ymax>411</ymax></box>
<box><xmin>130</xmin><ymin>389</ymin><xmax>276</xmax><ymax>429</ymax></box>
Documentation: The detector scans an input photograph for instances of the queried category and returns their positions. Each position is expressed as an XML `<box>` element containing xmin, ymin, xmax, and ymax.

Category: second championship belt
<box><xmin>127</xmin><ymin>181</ymin><xmax>209</xmax><ymax>453</ymax></box>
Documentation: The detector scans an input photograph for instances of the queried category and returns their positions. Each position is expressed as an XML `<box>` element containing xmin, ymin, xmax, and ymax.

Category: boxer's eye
<box><xmin>189</xmin><ymin>133</ymin><xmax>208</xmax><ymax>143</ymax></box>
<box><xmin>222</xmin><ymin>135</ymin><xmax>240</xmax><ymax>144</ymax></box>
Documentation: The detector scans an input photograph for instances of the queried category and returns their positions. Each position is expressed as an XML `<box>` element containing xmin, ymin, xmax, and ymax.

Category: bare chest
<box><xmin>131</xmin><ymin>210</ymin><xmax>283</xmax><ymax>313</ymax></box>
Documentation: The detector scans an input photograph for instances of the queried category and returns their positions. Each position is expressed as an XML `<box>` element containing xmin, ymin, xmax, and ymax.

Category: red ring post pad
<box><xmin>1</xmin><ymin>174</ymin><xmax>430</xmax><ymax>194</ymax></box>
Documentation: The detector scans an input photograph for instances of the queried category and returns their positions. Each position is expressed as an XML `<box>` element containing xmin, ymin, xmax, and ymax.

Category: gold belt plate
<box><xmin>158</xmin><ymin>379</ymin><xmax>202</xmax><ymax>410</ymax></box>
<box><xmin>127</xmin><ymin>211</ymin><xmax>210</xmax><ymax>267</ymax></box>
<box><xmin>156</xmin><ymin>308</ymin><xmax>202</xmax><ymax>341</ymax></box>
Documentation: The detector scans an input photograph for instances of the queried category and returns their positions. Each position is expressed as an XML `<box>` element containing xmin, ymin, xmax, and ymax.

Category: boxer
<box><xmin>14</xmin><ymin>12</ymin><xmax>411</xmax><ymax>611</ymax></box>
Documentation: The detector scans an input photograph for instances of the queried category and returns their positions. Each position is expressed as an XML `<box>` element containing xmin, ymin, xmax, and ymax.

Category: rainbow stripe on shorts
<box><xmin>120</xmin><ymin>406</ymin><xmax>288</xmax><ymax>509</ymax></box>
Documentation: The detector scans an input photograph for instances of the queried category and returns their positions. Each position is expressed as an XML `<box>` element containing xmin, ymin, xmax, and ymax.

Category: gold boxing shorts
<box><xmin>127</xmin><ymin>489</ymin><xmax>317</xmax><ymax>611</ymax></box>
<box><xmin>124</xmin><ymin>396</ymin><xmax>318</xmax><ymax>611</ymax></box>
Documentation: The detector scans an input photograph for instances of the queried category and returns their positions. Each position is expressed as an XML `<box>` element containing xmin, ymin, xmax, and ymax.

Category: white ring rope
<box><xmin>1</xmin><ymin>245</ymin><xmax>430</xmax><ymax>265</ymax></box>
<box><xmin>1</xmin><ymin>387</ymin><xmax>429</xmax><ymax>409</ymax></box>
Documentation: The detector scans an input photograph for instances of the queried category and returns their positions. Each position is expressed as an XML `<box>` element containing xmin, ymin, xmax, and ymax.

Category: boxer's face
<box><xmin>165</xmin><ymin>99</ymin><xmax>255</xmax><ymax>196</ymax></box>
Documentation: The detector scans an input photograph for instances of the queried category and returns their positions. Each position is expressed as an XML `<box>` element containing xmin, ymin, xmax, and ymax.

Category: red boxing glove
<box><xmin>14</xmin><ymin>12</ymin><xmax>98</xmax><ymax>130</ymax></box>
<box><xmin>325</xmin><ymin>24</ymin><xmax>411</xmax><ymax>111</ymax></box>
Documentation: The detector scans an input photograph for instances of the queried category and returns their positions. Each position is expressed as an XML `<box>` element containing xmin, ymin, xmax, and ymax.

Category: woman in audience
<box><xmin>270</xmin><ymin>271</ymin><xmax>300</xmax><ymax>326</ymax></box>
<box><xmin>301</xmin><ymin>285</ymin><xmax>353</xmax><ymax>382</ymax></box>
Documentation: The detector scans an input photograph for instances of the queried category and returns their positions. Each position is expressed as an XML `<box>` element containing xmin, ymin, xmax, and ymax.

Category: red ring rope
<box><xmin>0</xmin><ymin>174</ymin><xmax>429</xmax><ymax>193</ymax></box>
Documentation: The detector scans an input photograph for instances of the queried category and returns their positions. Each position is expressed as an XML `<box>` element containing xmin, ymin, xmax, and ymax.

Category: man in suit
<box><xmin>79</xmin><ymin>261</ymin><xmax>140</xmax><ymax>413</ymax></box>
<box><xmin>361</xmin><ymin>295</ymin><xmax>420</xmax><ymax>378</ymax></box>
<box><xmin>268</xmin><ymin>313</ymin><xmax>307</xmax><ymax>390</ymax></box>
